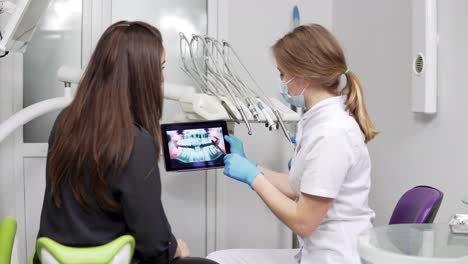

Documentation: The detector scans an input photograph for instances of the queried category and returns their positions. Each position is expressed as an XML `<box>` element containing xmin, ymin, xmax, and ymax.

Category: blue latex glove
<box><xmin>224</xmin><ymin>134</ymin><xmax>246</xmax><ymax>157</ymax></box>
<box><xmin>288</xmin><ymin>135</ymin><xmax>296</xmax><ymax>171</ymax></box>
<box><xmin>224</xmin><ymin>134</ymin><xmax>257</xmax><ymax>166</ymax></box>
<box><xmin>291</xmin><ymin>136</ymin><xmax>297</xmax><ymax>145</ymax></box>
<box><xmin>223</xmin><ymin>154</ymin><xmax>261</xmax><ymax>188</ymax></box>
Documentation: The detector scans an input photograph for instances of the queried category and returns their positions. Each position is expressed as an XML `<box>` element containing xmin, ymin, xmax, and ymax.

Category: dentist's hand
<box><xmin>224</xmin><ymin>134</ymin><xmax>246</xmax><ymax>157</ymax></box>
<box><xmin>224</xmin><ymin>134</ymin><xmax>257</xmax><ymax>166</ymax></box>
<box><xmin>223</xmin><ymin>154</ymin><xmax>261</xmax><ymax>188</ymax></box>
<box><xmin>291</xmin><ymin>136</ymin><xmax>297</xmax><ymax>145</ymax></box>
<box><xmin>288</xmin><ymin>136</ymin><xmax>297</xmax><ymax>171</ymax></box>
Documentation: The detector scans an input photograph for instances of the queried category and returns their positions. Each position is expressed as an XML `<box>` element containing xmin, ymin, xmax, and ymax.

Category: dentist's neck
<box><xmin>303</xmin><ymin>86</ymin><xmax>338</xmax><ymax>111</ymax></box>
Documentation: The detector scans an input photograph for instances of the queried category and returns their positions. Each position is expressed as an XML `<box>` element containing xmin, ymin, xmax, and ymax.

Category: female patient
<box><xmin>34</xmin><ymin>21</ymin><xmax>217</xmax><ymax>264</ymax></box>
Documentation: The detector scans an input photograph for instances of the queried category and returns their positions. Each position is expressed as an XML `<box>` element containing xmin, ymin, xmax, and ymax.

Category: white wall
<box><xmin>215</xmin><ymin>0</ymin><xmax>333</xmax><ymax>250</ymax></box>
<box><xmin>23</xmin><ymin>0</ymin><xmax>82</xmax><ymax>143</ymax></box>
<box><xmin>0</xmin><ymin>52</ymin><xmax>24</xmax><ymax>264</ymax></box>
<box><xmin>333</xmin><ymin>0</ymin><xmax>468</xmax><ymax>225</ymax></box>
<box><xmin>0</xmin><ymin>2</ymin><xmax>19</xmax><ymax>219</ymax></box>
<box><xmin>0</xmin><ymin>57</ymin><xmax>18</xmax><ymax>220</ymax></box>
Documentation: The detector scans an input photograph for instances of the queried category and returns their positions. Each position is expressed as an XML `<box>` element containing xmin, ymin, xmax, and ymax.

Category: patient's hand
<box><xmin>175</xmin><ymin>239</ymin><xmax>191</xmax><ymax>258</ymax></box>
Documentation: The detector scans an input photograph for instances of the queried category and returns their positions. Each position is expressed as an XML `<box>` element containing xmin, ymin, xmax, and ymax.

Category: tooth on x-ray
<box><xmin>169</xmin><ymin>128</ymin><xmax>224</xmax><ymax>163</ymax></box>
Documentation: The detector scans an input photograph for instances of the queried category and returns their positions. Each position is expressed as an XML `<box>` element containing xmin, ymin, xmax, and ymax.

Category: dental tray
<box><xmin>449</xmin><ymin>214</ymin><xmax>468</xmax><ymax>234</ymax></box>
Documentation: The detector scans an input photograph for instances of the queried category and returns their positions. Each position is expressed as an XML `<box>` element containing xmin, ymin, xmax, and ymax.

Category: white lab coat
<box><xmin>207</xmin><ymin>96</ymin><xmax>375</xmax><ymax>264</ymax></box>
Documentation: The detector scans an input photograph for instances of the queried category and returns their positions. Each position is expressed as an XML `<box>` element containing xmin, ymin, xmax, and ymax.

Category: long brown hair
<box><xmin>272</xmin><ymin>24</ymin><xmax>378</xmax><ymax>143</ymax></box>
<box><xmin>49</xmin><ymin>21</ymin><xmax>165</xmax><ymax>209</ymax></box>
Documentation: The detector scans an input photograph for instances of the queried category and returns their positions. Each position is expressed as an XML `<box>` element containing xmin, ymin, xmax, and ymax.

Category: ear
<box><xmin>297</xmin><ymin>78</ymin><xmax>313</xmax><ymax>89</ymax></box>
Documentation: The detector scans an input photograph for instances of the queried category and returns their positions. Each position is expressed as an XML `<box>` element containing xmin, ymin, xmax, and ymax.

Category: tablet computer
<box><xmin>161</xmin><ymin>120</ymin><xmax>230</xmax><ymax>172</ymax></box>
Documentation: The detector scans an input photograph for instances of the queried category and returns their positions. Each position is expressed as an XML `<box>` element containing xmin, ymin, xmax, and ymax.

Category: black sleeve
<box><xmin>118</xmin><ymin>133</ymin><xmax>177</xmax><ymax>264</ymax></box>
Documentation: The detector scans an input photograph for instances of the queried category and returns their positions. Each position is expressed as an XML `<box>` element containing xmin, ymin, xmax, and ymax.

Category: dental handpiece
<box><xmin>273</xmin><ymin>109</ymin><xmax>292</xmax><ymax>144</ymax></box>
<box><xmin>257</xmin><ymin>101</ymin><xmax>276</xmax><ymax>130</ymax></box>
<box><xmin>238</xmin><ymin>108</ymin><xmax>253</xmax><ymax>135</ymax></box>
<box><xmin>235</xmin><ymin>99</ymin><xmax>253</xmax><ymax>135</ymax></box>
<box><xmin>247</xmin><ymin>98</ymin><xmax>260</xmax><ymax>121</ymax></box>
<box><xmin>221</xmin><ymin>100</ymin><xmax>240</xmax><ymax>124</ymax></box>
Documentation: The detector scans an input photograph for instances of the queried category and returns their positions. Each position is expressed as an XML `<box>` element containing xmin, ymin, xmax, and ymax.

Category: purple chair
<box><xmin>389</xmin><ymin>186</ymin><xmax>443</xmax><ymax>224</ymax></box>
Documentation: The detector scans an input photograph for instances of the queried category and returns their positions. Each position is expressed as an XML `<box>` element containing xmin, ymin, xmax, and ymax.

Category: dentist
<box><xmin>208</xmin><ymin>24</ymin><xmax>378</xmax><ymax>264</ymax></box>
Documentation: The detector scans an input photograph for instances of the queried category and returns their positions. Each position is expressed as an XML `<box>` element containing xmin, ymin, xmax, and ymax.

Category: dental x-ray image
<box><xmin>161</xmin><ymin>120</ymin><xmax>230</xmax><ymax>172</ymax></box>
<box><xmin>167</xmin><ymin>127</ymin><xmax>226</xmax><ymax>163</ymax></box>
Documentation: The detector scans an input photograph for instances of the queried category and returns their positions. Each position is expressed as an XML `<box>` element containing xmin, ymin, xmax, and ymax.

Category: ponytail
<box><xmin>271</xmin><ymin>24</ymin><xmax>379</xmax><ymax>142</ymax></box>
<box><xmin>344</xmin><ymin>71</ymin><xmax>379</xmax><ymax>143</ymax></box>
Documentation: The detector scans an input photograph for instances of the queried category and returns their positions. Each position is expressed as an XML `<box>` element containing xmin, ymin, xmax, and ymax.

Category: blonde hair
<box><xmin>272</xmin><ymin>24</ymin><xmax>378</xmax><ymax>143</ymax></box>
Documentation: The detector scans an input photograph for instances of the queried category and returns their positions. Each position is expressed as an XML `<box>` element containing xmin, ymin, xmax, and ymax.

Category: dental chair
<box><xmin>389</xmin><ymin>185</ymin><xmax>443</xmax><ymax>224</ymax></box>
<box><xmin>32</xmin><ymin>235</ymin><xmax>135</xmax><ymax>264</ymax></box>
<box><xmin>0</xmin><ymin>217</ymin><xmax>17</xmax><ymax>264</ymax></box>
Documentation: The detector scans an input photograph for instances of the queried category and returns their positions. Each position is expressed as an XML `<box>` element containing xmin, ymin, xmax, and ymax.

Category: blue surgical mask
<box><xmin>279</xmin><ymin>77</ymin><xmax>305</xmax><ymax>108</ymax></box>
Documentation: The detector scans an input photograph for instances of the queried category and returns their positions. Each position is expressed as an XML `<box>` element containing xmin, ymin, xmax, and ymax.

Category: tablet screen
<box><xmin>161</xmin><ymin>121</ymin><xmax>230</xmax><ymax>171</ymax></box>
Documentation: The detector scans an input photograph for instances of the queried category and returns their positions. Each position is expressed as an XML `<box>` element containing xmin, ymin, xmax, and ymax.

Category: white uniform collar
<box><xmin>301</xmin><ymin>95</ymin><xmax>347</xmax><ymax>121</ymax></box>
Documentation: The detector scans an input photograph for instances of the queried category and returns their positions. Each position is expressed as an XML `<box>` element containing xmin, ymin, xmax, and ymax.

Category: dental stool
<box><xmin>34</xmin><ymin>235</ymin><xmax>135</xmax><ymax>264</ymax></box>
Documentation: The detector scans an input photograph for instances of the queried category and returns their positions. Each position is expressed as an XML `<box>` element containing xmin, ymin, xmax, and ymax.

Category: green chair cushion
<box><xmin>36</xmin><ymin>235</ymin><xmax>135</xmax><ymax>264</ymax></box>
<box><xmin>0</xmin><ymin>217</ymin><xmax>17</xmax><ymax>264</ymax></box>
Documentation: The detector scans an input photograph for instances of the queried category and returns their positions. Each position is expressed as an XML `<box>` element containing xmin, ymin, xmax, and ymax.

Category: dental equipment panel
<box><xmin>178</xmin><ymin>33</ymin><xmax>299</xmax><ymax>143</ymax></box>
<box><xmin>161</xmin><ymin>120</ymin><xmax>231</xmax><ymax>172</ymax></box>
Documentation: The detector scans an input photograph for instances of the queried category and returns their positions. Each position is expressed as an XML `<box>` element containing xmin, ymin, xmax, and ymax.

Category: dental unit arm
<box><xmin>0</xmin><ymin>66</ymin><xmax>197</xmax><ymax>143</ymax></box>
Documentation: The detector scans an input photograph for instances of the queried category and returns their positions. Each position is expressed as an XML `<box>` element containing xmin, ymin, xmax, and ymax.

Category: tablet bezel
<box><xmin>161</xmin><ymin>120</ymin><xmax>230</xmax><ymax>172</ymax></box>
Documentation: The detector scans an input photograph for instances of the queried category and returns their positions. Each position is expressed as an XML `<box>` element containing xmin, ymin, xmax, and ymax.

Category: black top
<box><xmin>34</xmin><ymin>121</ymin><xmax>177</xmax><ymax>264</ymax></box>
